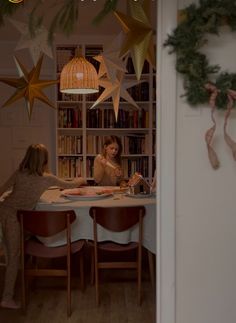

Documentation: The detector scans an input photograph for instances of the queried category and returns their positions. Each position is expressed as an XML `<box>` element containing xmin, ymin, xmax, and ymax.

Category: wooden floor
<box><xmin>0</xmin><ymin>251</ymin><xmax>156</xmax><ymax>323</ymax></box>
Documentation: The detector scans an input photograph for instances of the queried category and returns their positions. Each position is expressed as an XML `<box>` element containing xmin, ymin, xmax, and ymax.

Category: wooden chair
<box><xmin>0</xmin><ymin>244</ymin><xmax>7</xmax><ymax>267</ymax></box>
<box><xmin>0</xmin><ymin>224</ymin><xmax>7</xmax><ymax>267</ymax></box>
<box><xmin>89</xmin><ymin>206</ymin><xmax>146</xmax><ymax>306</ymax></box>
<box><xmin>17</xmin><ymin>209</ymin><xmax>85</xmax><ymax>317</ymax></box>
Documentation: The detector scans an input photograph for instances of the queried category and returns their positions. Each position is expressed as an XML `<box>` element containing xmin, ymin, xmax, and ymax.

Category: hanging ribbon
<box><xmin>224</xmin><ymin>89</ymin><xmax>236</xmax><ymax>161</ymax></box>
<box><xmin>204</xmin><ymin>83</ymin><xmax>220</xmax><ymax>169</ymax></box>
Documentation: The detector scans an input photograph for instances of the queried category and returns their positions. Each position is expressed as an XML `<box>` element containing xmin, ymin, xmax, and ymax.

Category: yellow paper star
<box><xmin>114</xmin><ymin>0</ymin><xmax>156</xmax><ymax>80</ymax></box>
<box><xmin>0</xmin><ymin>54</ymin><xmax>58</xmax><ymax>119</ymax></box>
<box><xmin>90</xmin><ymin>58</ymin><xmax>142</xmax><ymax>121</ymax></box>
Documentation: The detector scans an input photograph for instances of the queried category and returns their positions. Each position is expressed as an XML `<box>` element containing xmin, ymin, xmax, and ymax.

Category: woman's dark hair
<box><xmin>19</xmin><ymin>144</ymin><xmax>49</xmax><ymax>176</ymax></box>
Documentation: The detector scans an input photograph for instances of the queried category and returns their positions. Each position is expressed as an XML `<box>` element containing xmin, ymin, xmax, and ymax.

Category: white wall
<box><xmin>0</xmin><ymin>41</ymin><xmax>56</xmax><ymax>182</ymax></box>
<box><xmin>159</xmin><ymin>0</ymin><xmax>236</xmax><ymax>322</ymax></box>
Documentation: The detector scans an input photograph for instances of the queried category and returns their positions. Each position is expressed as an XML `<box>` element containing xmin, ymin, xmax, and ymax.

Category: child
<box><xmin>0</xmin><ymin>144</ymin><xmax>86</xmax><ymax>309</ymax></box>
<box><xmin>93</xmin><ymin>136</ymin><xmax>124</xmax><ymax>186</ymax></box>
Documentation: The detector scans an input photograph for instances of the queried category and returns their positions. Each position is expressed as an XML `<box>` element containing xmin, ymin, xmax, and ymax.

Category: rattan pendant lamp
<box><xmin>60</xmin><ymin>47</ymin><xmax>99</xmax><ymax>94</ymax></box>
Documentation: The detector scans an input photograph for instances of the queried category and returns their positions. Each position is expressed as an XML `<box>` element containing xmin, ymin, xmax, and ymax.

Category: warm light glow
<box><xmin>60</xmin><ymin>55</ymin><xmax>99</xmax><ymax>94</ymax></box>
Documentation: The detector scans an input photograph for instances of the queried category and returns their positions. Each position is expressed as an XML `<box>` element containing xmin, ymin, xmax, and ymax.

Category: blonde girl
<box><xmin>0</xmin><ymin>144</ymin><xmax>86</xmax><ymax>309</ymax></box>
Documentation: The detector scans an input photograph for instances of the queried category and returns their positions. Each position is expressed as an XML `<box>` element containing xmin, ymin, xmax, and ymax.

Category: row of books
<box><xmin>58</xmin><ymin>157</ymin><xmax>84</xmax><ymax>178</ymax></box>
<box><xmin>57</xmin><ymin>156</ymin><xmax>149</xmax><ymax>179</ymax></box>
<box><xmin>152</xmin><ymin>133</ymin><xmax>156</xmax><ymax>155</ymax></box>
<box><xmin>58</xmin><ymin>135</ymin><xmax>83</xmax><ymax>154</ymax></box>
<box><xmin>152</xmin><ymin>104</ymin><xmax>156</xmax><ymax>128</ymax></box>
<box><xmin>125</xmin><ymin>82</ymin><xmax>149</xmax><ymax>102</ymax></box>
<box><xmin>86</xmin><ymin>108</ymin><xmax>149</xmax><ymax>129</ymax></box>
<box><xmin>57</xmin><ymin>107</ymin><xmax>151</xmax><ymax>129</ymax></box>
<box><xmin>121</xmin><ymin>156</ymin><xmax>149</xmax><ymax>178</ymax></box>
<box><xmin>58</xmin><ymin>108</ymin><xmax>82</xmax><ymax>128</ymax></box>
<box><xmin>86</xmin><ymin>134</ymin><xmax>149</xmax><ymax>155</ymax></box>
<box><xmin>58</xmin><ymin>134</ymin><xmax>150</xmax><ymax>155</ymax></box>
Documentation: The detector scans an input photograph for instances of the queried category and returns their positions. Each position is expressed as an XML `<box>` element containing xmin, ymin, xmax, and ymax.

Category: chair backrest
<box><xmin>17</xmin><ymin>210</ymin><xmax>76</xmax><ymax>237</ymax></box>
<box><xmin>89</xmin><ymin>206</ymin><xmax>145</xmax><ymax>232</ymax></box>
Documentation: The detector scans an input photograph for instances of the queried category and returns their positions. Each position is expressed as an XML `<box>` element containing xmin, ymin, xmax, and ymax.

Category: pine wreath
<box><xmin>164</xmin><ymin>0</ymin><xmax>236</xmax><ymax>169</ymax></box>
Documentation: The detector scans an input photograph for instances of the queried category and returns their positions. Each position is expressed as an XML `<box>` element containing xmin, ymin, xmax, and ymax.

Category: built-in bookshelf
<box><xmin>56</xmin><ymin>44</ymin><xmax>156</xmax><ymax>182</ymax></box>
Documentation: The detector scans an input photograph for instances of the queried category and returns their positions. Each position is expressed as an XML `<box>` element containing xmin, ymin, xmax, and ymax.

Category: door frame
<box><xmin>157</xmin><ymin>1</ymin><xmax>177</xmax><ymax>323</ymax></box>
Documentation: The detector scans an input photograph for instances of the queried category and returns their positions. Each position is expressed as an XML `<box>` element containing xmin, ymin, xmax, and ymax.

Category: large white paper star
<box><xmin>93</xmin><ymin>33</ymin><xmax>127</xmax><ymax>81</ymax></box>
<box><xmin>90</xmin><ymin>58</ymin><xmax>142</xmax><ymax>121</ymax></box>
<box><xmin>8</xmin><ymin>18</ymin><xmax>53</xmax><ymax>64</ymax></box>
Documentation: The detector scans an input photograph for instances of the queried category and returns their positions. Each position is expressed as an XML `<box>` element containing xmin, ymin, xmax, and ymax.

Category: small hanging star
<box><xmin>0</xmin><ymin>54</ymin><xmax>58</xmax><ymax>119</ymax></box>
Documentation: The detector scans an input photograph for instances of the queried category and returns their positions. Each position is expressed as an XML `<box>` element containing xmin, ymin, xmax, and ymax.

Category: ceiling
<box><xmin>0</xmin><ymin>0</ymin><xmax>157</xmax><ymax>41</ymax></box>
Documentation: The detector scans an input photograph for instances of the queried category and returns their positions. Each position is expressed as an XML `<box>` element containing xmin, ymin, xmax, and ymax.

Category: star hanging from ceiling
<box><xmin>8</xmin><ymin>18</ymin><xmax>53</xmax><ymax>65</ymax></box>
<box><xmin>0</xmin><ymin>54</ymin><xmax>58</xmax><ymax>119</ymax></box>
<box><xmin>93</xmin><ymin>33</ymin><xmax>127</xmax><ymax>81</ymax></box>
<box><xmin>114</xmin><ymin>0</ymin><xmax>156</xmax><ymax>80</ymax></box>
<box><xmin>90</xmin><ymin>57</ymin><xmax>142</xmax><ymax>121</ymax></box>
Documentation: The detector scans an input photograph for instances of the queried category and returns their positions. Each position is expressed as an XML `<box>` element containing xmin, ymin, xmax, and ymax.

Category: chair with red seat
<box><xmin>17</xmin><ymin>209</ymin><xmax>85</xmax><ymax>317</ymax></box>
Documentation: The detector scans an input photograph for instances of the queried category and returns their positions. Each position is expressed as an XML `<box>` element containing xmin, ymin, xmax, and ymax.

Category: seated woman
<box><xmin>93</xmin><ymin>136</ymin><xmax>124</xmax><ymax>186</ymax></box>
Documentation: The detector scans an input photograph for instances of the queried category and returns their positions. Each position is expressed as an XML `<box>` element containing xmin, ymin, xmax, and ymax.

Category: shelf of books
<box><xmin>56</xmin><ymin>44</ymin><xmax>156</xmax><ymax>183</ymax></box>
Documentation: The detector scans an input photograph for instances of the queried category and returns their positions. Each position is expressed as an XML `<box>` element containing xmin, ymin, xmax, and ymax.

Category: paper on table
<box><xmin>38</xmin><ymin>196</ymin><xmax>71</xmax><ymax>204</ymax></box>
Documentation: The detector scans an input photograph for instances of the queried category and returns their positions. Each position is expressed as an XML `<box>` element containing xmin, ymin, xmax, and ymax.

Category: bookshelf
<box><xmin>55</xmin><ymin>44</ymin><xmax>156</xmax><ymax>183</ymax></box>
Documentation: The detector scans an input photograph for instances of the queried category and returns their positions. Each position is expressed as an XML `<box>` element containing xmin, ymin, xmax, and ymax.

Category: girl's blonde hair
<box><xmin>19</xmin><ymin>144</ymin><xmax>49</xmax><ymax>176</ymax></box>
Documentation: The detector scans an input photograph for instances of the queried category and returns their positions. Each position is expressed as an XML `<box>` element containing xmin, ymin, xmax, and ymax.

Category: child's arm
<box><xmin>0</xmin><ymin>171</ymin><xmax>18</xmax><ymax>197</ymax></box>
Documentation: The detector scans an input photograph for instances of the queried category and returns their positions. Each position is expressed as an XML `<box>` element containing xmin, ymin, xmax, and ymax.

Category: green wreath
<box><xmin>164</xmin><ymin>0</ymin><xmax>236</xmax><ymax>109</ymax></box>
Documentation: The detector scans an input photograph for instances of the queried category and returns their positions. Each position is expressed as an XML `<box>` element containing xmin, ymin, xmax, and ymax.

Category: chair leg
<box><xmin>94</xmin><ymin>247</ymin><xmax>99</xmax><ymax>305</ymax></box>
<box><xmin>148</xmin><ymin>250</ymin><xmax>155</xmax><ymax>288</ymax></box>
<box><xmin>79</xmin><ymin>253</ymin><xmax>84</xmax><ymax>292</ymax></box>
<box><xmin>21</xmin><ymin>265</ymin><xmax>26</xmax><ymax>313</ymax></box>
<box><xmin>95</xmin><ymin>265</ymin><xmax>99</xmax><ymax>306</ymax></box>
<box><xmin>67</xmin><ymin>265</ymin><xmax>71</xmax><ymax>317</ymax></box>
<box><xmin>138</xmin><ymin>250</ymin><xmax>142</xmax><ymax>305</ymax></box>
<box><xmin>90</xmin><ymin>249</ymin><xmax>94</xmax><ymax>285</ymax></box>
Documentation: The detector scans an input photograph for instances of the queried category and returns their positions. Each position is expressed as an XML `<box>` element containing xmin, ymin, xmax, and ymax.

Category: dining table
<box><xmin>36</xmin><ymin>186</ymin><xmax>157</xmax><ymax>254</ymax></box>
<box><xmin>36</xmin><ymin>186</ymin><xmax>157</xmax><ymax>287</ymax></box>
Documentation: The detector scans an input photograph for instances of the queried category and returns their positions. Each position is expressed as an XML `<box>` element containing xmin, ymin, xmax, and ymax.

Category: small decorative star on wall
<box><xmin>0</xmin><ymin>54</ymin><xmax>58</xmax><ymax>119</ymax></box>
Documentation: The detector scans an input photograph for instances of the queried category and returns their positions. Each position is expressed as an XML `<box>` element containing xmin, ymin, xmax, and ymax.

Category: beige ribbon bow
<box><xmin>204</xmin><ymin>83</ymin><xmax>220</xmax><ymax>169</ymax></box>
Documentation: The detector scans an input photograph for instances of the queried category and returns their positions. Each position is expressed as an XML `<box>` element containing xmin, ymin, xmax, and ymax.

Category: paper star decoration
<box><xmin>8</xmin><ymin>18</ymin><xmax>53</xmax><ymax>65</ymax></box>
<box><xmin>90</xmin><ymin>57</ymin><xmax>142</xmax><ymax>121</ymax></box>
<box><xmin>93</xmin><ymin>33</ymin><xmax>127</xmax><ymax>81</ymax></box>
<box><xmin>0</xmin><ymin>54</ymin><xmax>58</xmax><ymax>119</ymax></box>
<box><xmin>114</xmin><ymin>0</ymin><xmax>156</xmax><ymax>80</ymax></box>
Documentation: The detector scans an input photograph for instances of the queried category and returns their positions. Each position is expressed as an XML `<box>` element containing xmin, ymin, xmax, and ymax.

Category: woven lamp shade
<box><xmin>60</xmin><ymin>55</ymin><xmax>99</xmax><ymax>94</ymax></box>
